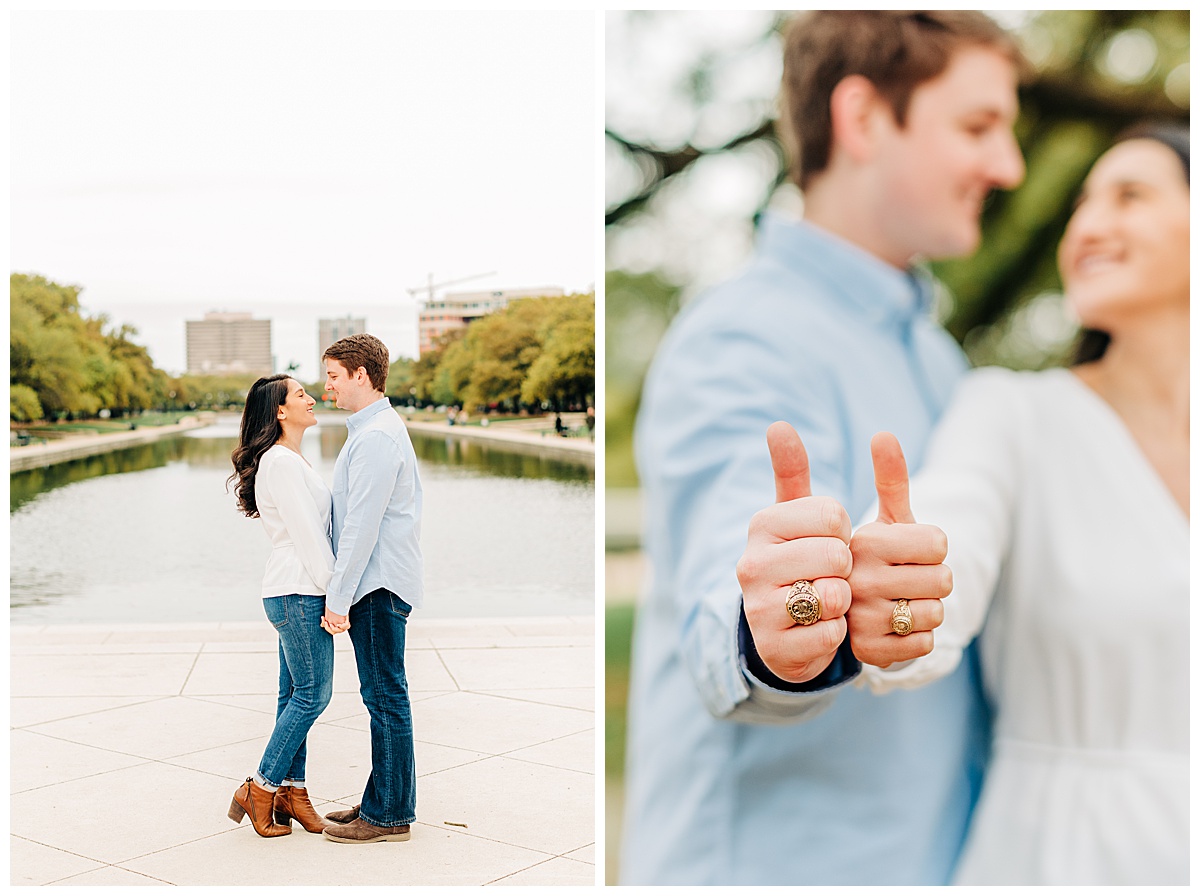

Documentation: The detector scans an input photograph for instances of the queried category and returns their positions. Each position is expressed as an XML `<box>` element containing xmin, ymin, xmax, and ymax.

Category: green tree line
<box><xmin>12</xmin><ymin>273</ymin><xmax>265</xmax><ymax>422</ymax></box>
<box><xmin>13</xmin><ymin>275</ymin><xmax>594</xmax><ymax>422</ymax></box>
<box><xmin>390</xmin><ymin>292</ymin><xmax>595</xmax><ymax>413</ymax></box>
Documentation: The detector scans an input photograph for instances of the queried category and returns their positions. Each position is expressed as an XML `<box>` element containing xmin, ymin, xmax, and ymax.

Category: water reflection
<box><xmin>12</xmin><ymin>419</ymin><xmax>591</xmax><ymax>512</ymax></box>
<box><xmin>11</xmin><ymin>418</ymin><xmax>595</xmax><ymax>624</ymax></box>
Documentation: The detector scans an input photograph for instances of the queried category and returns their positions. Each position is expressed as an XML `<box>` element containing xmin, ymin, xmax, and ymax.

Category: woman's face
<box><xmin>1058</xmin><ymin>139</ymin><xmax>1190</xmax><ymax>332</ymax></box>
<box><xmin>278</xmin><ymin>379</ymin><xmax>317</xmax><ymax>429</ymax></box>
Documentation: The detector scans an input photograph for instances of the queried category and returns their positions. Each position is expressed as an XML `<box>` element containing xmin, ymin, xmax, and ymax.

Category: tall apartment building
<box><xmin>185</xmin><ymin>312</ymin><xmax>273</xmax><ymax>375</ymax></box>
<box><xmin>418</xmin><ymin>286</ymin><xmax>564</xmax><ymax>356</ymax></box>
<box><xmin>318</xmin><ymin>315</ymin><xmax>367</xmax><ymax>374</ymax></box>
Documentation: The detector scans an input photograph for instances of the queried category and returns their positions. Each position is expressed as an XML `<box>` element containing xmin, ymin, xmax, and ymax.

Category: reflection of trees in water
<box><xmin>413</xmin><ymin>435</ymin><xmax>593</xmax><ymax>483</ymax></box>
<box><xmin>10</xmin><ymin>439</ymin><xmax>186</xmax><ymax>512</ymax></box>
<box><xmin>11</xmin><ymin>429</ymin><xmax>592</xmax><ymax>512</ymax></box>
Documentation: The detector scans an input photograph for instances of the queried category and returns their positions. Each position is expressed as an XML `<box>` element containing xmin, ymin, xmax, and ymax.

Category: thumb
<box><xmin>767</xmin><ymin>421</ymin><xmax>812</xmax><ymax>503</ymax></box>
<box><xmin>870</xmin><ymin>432</ymin><xmax>915</xmax><ymax>524</ymax></box>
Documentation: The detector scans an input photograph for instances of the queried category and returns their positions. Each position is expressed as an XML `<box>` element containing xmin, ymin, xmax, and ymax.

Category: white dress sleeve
<box><xmin>858</xmin><ymin>368</ymin><xmax>1026</xmax><ymax>694</ymax></box>
<box><xmin>262</xmin><ymin>453</ymin><xmax>336</xmax><ymax>592</ymax></box>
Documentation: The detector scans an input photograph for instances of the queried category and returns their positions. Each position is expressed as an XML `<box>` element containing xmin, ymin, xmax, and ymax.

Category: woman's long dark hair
<box><xmin>1071</xmin><ymin>120</ymin><xmax>1190</xmax><ymax>366</ymax></box>
<box><xmin>228</xmin><ymin>373</ymin><xmax>292</xmax><ymax>518</ymax></box>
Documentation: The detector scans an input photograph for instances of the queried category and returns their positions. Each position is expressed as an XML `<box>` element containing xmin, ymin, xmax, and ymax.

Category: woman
<box><xmin>852</xmin><ymin>122</ymin><xmax>1188</xmax><ymax>884</ymax></box>
<box><xmin>225</xmin><ymin>374</ymin><xmax>348</xmax><ymax>837</ymax></box>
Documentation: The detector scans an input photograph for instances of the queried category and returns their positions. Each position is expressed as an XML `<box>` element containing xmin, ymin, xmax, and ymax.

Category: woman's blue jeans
<box><xmin>257</xmin><ymin>594</ymin><xmax>334</xmax><ymax>788</ymax></box>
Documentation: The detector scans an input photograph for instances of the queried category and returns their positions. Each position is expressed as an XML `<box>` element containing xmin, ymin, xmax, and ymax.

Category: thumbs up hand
<box><xmin>735</xmin><ymin>422</ymin><xmax>854</xmax><ymax>683</ymax></box>
<box><xmin>846</xmin><ymin>433</ymin><xmax>953</xmax><ymax>667</ymax></box>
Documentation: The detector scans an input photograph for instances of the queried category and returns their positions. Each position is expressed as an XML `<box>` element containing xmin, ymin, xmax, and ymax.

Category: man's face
<box><xmin>872</xmin><ymin>46</ymin><xmax>1024</xmax><ymax>264</ymax></box>
<box><xmin>324</xmin><ymin>359</ymin><xmax>369</xmax><ymax>412</ymax></box>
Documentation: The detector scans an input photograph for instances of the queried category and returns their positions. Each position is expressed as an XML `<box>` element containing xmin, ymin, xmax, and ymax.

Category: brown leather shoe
<box><xmin>228</xmin><ymin>778</ymin><xmax>291</xmax><ymax>837</ymax></box>
<box><xmin>324</xmin><ymin>804</ymin><xmax>360</xmax><ymax>824</ymax></box>
<box><xmin>323</xmin><ymin>816</ymin><xmax>411</xmax><ymax>843</ymax></box>
<box><xmin>273</xmin><ymin>785</ymin><xmax>327</xmax><ymax>833</ymax></box>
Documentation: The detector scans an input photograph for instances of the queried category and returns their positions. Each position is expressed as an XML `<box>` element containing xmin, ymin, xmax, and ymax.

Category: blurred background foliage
<box><xmin>605</xmin><ymin>9</ymin><xmax>1190</xmax><ymax>489</ymax></box>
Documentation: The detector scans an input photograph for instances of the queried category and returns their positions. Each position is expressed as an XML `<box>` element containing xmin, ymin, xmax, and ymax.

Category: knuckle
<box><xmin>940</xmin><ymin>565</ymin><xmax>954</xmax><ymax>596</ymax></box>
<box><xmin>931</xmin><ymin>527</ymin><xmax>949</xmax><ymax>560</ymax></box>
<box><xmin>931</xmin><ymin>600</ymin><xmax>945</xmax><ymax>628</ymax></box>
<box><xmin>734</xmin><ymin>553</ymin><xmax>755</xmax><ymax>587</ymax></box>
<box><xmin>914</xmin><ymin>633</ymin><xmax>935</xmax><ymax>657</ymax></box>
<box><xmin>817</xmin><ymin>497</ymin><xmax>849</xmax><ymax>540</ymax></box>
<box><xmin>816</xmin><ymin>618</ymin><xmax>845</xmax><ymax>654</ymax></box>
<box><xmin>826</xmin><ymin>539</ymin><xmax>852</xmax><ymax>577</ymax></box>
<box><xmin>746</xmin><ymin>508</ymin><xmax>768</xmax><ymax>540</ymax></box>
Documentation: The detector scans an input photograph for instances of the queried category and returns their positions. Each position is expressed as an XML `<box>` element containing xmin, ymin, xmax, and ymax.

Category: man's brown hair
<box><xmin>779</xmin><ymin>11</ymin><xmax>1025</xmax><ymax>190</ymax></box>
<box><xmin>323</xmin><ymin>333</ymin><xmax>390</xmax><ymax>392</ymax></box>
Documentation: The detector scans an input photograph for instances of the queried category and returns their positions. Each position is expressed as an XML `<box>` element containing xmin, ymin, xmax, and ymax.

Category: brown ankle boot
<box><xmin>273</xmin><ymin>785</ymin><xmax>327</xmax><ymax>833</ymax></box>
<box><xmin>228</xmin><ymin>778</ymin><xmax>291</xmax><ymax>837</ymax></box>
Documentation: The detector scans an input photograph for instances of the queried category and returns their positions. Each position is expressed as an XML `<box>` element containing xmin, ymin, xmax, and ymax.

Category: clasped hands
<box><xmin>735</xmin><ymin>422</ymin><xmax>951</xmax><ymax>683</ymax></box>
<box><xmin>321</xmin><ymin>610</ymin><xmax>350</xmax><ymax>636</ymax></box>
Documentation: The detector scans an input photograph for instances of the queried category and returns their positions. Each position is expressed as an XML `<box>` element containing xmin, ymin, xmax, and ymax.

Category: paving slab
<box><xmin>10</xmin><ymin>616</ymin><xmax>596</xmax><ymax>887</ymax></box>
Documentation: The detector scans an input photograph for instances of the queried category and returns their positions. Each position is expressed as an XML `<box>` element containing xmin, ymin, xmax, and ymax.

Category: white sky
<box><xmin>11</xmin><ymin>9</ymin><xmax>596</xmax><ymax>381</ymax></box>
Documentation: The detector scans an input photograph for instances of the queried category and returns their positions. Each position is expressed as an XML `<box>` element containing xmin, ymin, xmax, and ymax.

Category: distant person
<box><xmin>555</xmin><ymin>413</ymin><xmax>566</xmax><ymax>436</ymax></box>
<box><xmin>319</xmin><ymin>334</ymin><xmax>424</xmax><ymax>844</ymax></box>
<box><xmin>226</xmin><ymin>374</ymin><xmax>347</xmax><ymax>838</ymax></box>
<box><xmin>585</xmin><ymin>406</ymin><xmax>595</xmax><ymax>440</ymax></box>
<box><xmin>622</xmin><ymin>11</ymin><xmax>1025</xmax><ymax>885</ymax></box>
<box><xmin>834</xmin><ymin>122</ymin><xmax>1188</xmax><ymax>884</ymax></box>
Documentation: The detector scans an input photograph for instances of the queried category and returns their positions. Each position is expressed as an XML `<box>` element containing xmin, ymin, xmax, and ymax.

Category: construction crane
<box><xmin>406</xmin><ymin>271</ymin><xmax>496</xmax><ymax>308</ymax></box>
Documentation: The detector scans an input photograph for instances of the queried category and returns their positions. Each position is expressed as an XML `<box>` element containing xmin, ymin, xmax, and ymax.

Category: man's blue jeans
<box><xmin>257</xmin><ymin>594</ymin><xmax>334</xmax><ymax>787</ymax></box>
<box><xmin>348</xmin><ymin>588</ymin><xmax>416</xmax><ymax>826</ymax></box>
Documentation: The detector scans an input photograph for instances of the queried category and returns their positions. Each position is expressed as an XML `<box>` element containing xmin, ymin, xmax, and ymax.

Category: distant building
<box><xmin>318</xmin><ymin>315</ymin><xmax>367</xmax><ymax>374</ymax></box>
<box><xmin>418</xmin><ymin>286</ymin><xmax>564</xmax><ymax>356</ymax></box>
<box><xmin>185</xmin><ymin>312</ymin><xmax>272</xmax><ymax>375</ymax></box>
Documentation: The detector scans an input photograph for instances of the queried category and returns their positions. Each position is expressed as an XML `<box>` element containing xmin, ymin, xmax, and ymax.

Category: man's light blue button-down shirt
<box><xmin>620</xmin><ymin>213</ymin><xmax>989</xmax><ymax>885</ymax></box>
<box><xmin>327</xmin><ymin>397</ymin><xmax>423</xmax><ymax>616</ymax></box>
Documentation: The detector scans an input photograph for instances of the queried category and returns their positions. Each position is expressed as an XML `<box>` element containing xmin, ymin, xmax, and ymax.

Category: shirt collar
<box><xmin>346</xmin><ymin>396</ymin><xmax>391</xmax><ymax>432</ymax></box>
<box><xmin>756</xmin><ymin>211</ymin><xmax>935</xmax><ymax>326</ymax></box>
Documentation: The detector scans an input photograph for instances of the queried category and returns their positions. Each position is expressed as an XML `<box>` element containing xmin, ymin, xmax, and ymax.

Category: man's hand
<box><xmin>735</xmin><ymin>422</ymin><xmax>853</xmax><ymax>683</ymax></box>
<box><xmin>846</xmin><ymin>433</ymin><xmax>952</xmax><ymax>667</ymax></box>
<box><xmin>321</xmin><ymin>609</ymin><xmax>350</xmax><ymax>635</ymax></box>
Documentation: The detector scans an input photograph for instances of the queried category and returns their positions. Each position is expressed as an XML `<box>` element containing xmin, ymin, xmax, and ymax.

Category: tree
<box><xmin>385</xmin><ymin>355</ymin><xmax>416</xmax><ymax>404</ymax></box>
<box><xmin>10</xmin><ymin>384</ymin><xmax>43</xmax><ymax>422</ymax></box>
<box><xmin>521</xmin><ymin>295</ymin><xmax>595</xmax><ymax>408</ymax></box>
<box><xmin>10</xmin><ymin>273</ymin><xmax>175</xmax><ymax>420</ymax></box>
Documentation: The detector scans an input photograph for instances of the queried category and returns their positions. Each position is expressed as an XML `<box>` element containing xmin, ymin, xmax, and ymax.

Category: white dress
<box><xmin>861</xmin><ymin>367</ymin><xmax>1188</xmax><ymax>885</ymax></box>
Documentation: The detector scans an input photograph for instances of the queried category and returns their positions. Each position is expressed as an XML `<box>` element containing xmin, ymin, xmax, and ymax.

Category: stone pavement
<box><xmin>11</xmin><ymin>616</ymin><xmax>596</xmax><ymax>886</ymax></box>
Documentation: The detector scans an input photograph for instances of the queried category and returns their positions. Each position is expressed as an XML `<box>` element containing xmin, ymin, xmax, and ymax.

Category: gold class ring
<box><xmin>891</xmin><ymin>598</ymin><xmax>914</xmax><ymax>636</ymax></box>
<box><xmin>786</xmin><ymin>580</ymin><xmax>821</xmax><ymax>627</ymax></box>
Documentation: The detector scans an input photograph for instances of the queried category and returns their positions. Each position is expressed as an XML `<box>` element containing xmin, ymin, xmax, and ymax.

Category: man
<box><xmin>318</xmin><ymin>333</ymin><xmax>423</xmax><ymax>844</ymax></box>
<box><xmin>620</xmin><ymin>11</ymin><xmax>1025</xmax><ymax>885</ymax></box>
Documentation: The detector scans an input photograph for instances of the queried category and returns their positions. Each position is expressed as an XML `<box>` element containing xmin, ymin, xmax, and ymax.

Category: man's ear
<box><xmin>829</xmin><ymin>74</ymin><xmax>887</xmax><ymax>165</ymax></box>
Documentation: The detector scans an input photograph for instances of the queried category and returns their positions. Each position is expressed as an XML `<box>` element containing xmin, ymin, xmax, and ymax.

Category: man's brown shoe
<box><xmin>323</xmin><ymin>816</ymin><xmax>411</xmax><ymax>843</ymax></box>
<box><xmin>324</xmin><ymin>804</ymin><xmax>360</xmax><ymax>824</ymax></box>
<box><xmin>273</xmin><ymin>785</ymin><xmax>327</xmax><ymax>833</ymax></box>
<box><xmin>228</xmin><ymin>778</ymin><xmax>291</xmax><ymax>837</ymax></box>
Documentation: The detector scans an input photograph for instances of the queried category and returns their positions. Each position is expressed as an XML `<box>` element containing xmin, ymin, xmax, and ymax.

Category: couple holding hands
<box><xmin>225</xmin><ymin>334</ymin><xmax>422</xmax><ymax>845</ymax></box>
<box><xmin>622</xmin><ymin>10</ymin><xmax>1187</xmax><ymax>886</ymax></box>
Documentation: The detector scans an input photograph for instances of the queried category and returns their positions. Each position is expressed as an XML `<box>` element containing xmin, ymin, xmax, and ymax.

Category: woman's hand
<box><xmin>846</xmin><ymin>433</ymin><xmax>952</xmax><ymax>667</ymax></box>
<box><xmin>321</xmin><ymin>610</ymin><xmax>350</xmax><ymax>635</ymax></box>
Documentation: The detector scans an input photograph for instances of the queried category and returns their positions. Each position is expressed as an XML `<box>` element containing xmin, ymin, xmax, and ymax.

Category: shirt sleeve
<box><xmin>637</xmin><ymin>303</ymin><xmax>856</xmax><ymax>724</ymax></box>
<box><xmin>263</xmin><ymin>454</ymin><xmax>335</xmax><ymax>593</ymax></box>
<box><xmin>858</xmin><ymin>368</ymin><xmax>1024</xmax><ymax>694</ymax></box>
<box><xmin>325</xmin><ymin>431</ymin><xmax>404</xmax><ymax>616</ymax></box>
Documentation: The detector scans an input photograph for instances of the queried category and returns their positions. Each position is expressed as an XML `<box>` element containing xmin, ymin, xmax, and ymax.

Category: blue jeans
<box><xmin>348</xmin><ymin>588</ymin><xmax>416</xmax><ymax>826</ymax></box>
<box><xmin>257</xmin><ymin>594</ymin><xmax>334</xmax><ymax>788</ymax></box>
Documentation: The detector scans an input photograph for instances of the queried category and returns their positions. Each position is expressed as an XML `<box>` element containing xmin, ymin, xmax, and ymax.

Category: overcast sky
<box><xmin>11</xmin><ymin>10</ymin><xmax>596</xmax><ymax>381</ymax></box>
